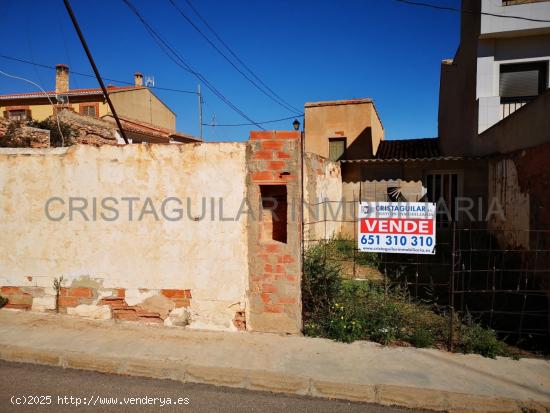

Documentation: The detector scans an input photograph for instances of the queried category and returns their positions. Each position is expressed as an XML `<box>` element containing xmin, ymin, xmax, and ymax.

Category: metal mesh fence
<box><xmin>302</xmin><ymin>199</ymin><xmax>550</xmax><ymax>353</ymax></box>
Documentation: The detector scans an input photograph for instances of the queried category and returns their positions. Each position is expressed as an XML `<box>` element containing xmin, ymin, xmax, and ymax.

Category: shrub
<box><xmin>457</xmin><ymin>315</ymin><xmax>506</xmax><ymax>358</ymax></box>
<box><xmin>0</xmin><ymin>295</ymin><xmax>7</xmax><ymax>309</ymax></box>
<box><xmin>302</xmin><ymin>241</ymin><xmax>508</xmax><ymax>358</ymax></box>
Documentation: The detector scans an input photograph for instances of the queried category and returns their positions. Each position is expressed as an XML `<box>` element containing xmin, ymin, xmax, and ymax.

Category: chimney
<box><xmin>55</xmin><ymin>64</ymin><xmax>69</xmax><ymax>94</ymax></box>
<box><xmin>134</xmin><ymin>72</ymin><xmax>143</xmax><ymax>87</ymax></box>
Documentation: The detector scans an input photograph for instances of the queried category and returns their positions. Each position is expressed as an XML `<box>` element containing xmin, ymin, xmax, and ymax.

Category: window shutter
<box><xmin>500</xmin><ymin>70</ymin><xmax>539</xmax><ymax>98</ymax></box>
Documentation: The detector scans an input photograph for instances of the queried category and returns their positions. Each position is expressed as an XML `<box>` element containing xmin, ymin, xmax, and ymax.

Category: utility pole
<box><xmin>63</xmin><ymin>0</ymin><xmax>129</xmax><ymax>144</ymax></box>
<box><xmin>198</xmin><ymin>84</ymin><xmax>203</xmax><ymax>140</ymax></box>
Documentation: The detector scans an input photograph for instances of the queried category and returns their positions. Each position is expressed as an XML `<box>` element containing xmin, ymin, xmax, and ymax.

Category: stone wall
<box><xmin>0</xmin><ymin>118</ymin><xmax>50</xmax><ymax>148</ymax></box>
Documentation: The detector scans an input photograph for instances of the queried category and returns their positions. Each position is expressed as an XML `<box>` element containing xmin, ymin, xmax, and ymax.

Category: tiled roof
<box><xmin>375</xmin><ymin>138</ymin><xmax>441</xmax><ymax>160</ymax></box>
<box><xmin>304</xmin><ymin>98</ymin><xmax>373</xmax><ymax>108</ymax></box>
<box><xmin>101</xmin><ymin>114</ymin><xmax>201</xmax><ymax>143</ymax></box>
<box><xmin>0</xmin><ymin>86</ymin><xmax>140</xmax><ymax>100</ymax></box>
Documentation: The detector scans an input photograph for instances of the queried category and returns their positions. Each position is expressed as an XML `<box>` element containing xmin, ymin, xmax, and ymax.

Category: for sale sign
<box><xmin>358</xmin><ymin>202</ymin><xmax>436</xmax><ymax>255</ymax></box>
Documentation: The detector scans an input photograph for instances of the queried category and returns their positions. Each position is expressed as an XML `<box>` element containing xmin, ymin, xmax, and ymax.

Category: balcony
<box><xmin>481</xmin><ymin>0</ymin><xmax>550</xmax><ymax>38</ymax></box>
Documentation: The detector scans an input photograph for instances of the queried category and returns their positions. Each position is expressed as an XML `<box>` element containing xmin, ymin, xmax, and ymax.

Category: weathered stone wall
<box><xmin>0</xmin><ymin>143</ymin><xmax>249</xmax><ymax>331</ymax></box>
<box><xmin>0</xmin><ymin>118</ymin><xmax>50</xmax><ymax>148</ymax></box>
<box><xmin>56</xmin><ymin>110</ymin><xmax>119</xmax><ymax>145</ymax></box>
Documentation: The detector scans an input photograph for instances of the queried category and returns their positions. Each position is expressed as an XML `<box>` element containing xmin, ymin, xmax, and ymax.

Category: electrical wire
<box><xmin>169</xmin><ymin>0</ymin><xmax>301</xmax><ymax>115</ymax></box>
<box><xmin>202</xmin><ymin>114</ymin><xmax>303</xmax><ymax>127</ymax></box>
<box><xmin>0</xmin><ymin>54</ymin><xmax>197</xmax><ymax>94</ymax></box>
<box><xmin>0</xmin><ymin>68</ymin><xmax>65</xmax><ymax>146</ymax></box>
<box><xmin>122</xmin><ymin>0</ymin><xmax>264</xmax><ymax>130</ymax></box>
<box><xmin>395</xmin><ymin>0</ymin><xmax>550</xmax><ymax>23</ymax></box>
<box><xmin>0</xmin><ymin>53</ymin><xmax>304</xmax><ymax>128</ymax></box>
<box><xmin>183</xmin><ymin>0</ymin><xmax>302</xmax><ymax>115</ymax></box>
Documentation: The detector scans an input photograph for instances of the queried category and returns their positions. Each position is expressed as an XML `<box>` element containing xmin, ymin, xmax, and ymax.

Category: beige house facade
<box><xmin>0</xmin><ymin>64</ymin><xmax>176</xmax><ymax>134</ymax></box>
<box><xmin>304</xmin><ymin>98</ymin><xmax>384</xmax><ymax>161</ymax></box>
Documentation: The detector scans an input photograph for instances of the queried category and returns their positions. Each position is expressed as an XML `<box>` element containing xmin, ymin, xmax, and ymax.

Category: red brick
<box><xmin>264</xmin><ymin>304</ymin><xmax>284</xmax><ymax>313</ymax></box>
<box><xmin>253</xmin><ymin>150</ymin><xmax>273</xmax><ymax>160</ymax></box>
<box><xmin>184</xmin><ymin>289</ymin><xmax>192</xmax><ymax>298</ymax></box>
<box><xmin>262</xmin><ymin>284</ymin><xmax>277</xmax><ymax>293</ymax></box>
<box><xmin>276</xmin><ymin>151</ymin><xmax>290</xmax><ymax>159</ymax></box>
<box><xmin>274</xmin><ymin>131</ymin><xmax>300</xmax><ymax>139</ymax></box>
<box><xmin>1</xmin><ymin>286</ymin><xmax>21</xmax><ymax>294</ymax></box>
<box><xmin>59</xmin><ymin>287</ymin><xmax>69</xmax><ymax>297</ymax></box>
<box><xmin>286</xmin><ymin>275</ymin><xmax>298</xmax><ymax>282</ymax></box>
<box><xmin>251</xmin><ymin>171</ymin><xmax>273</xmax><ymax>181</ymax></box>
<box><xmin>116</xmin><ymin>288</ymin><xmax>125</xmax><ymax>298</ymax></box>
<box><xmin>273</xmin><ymin>264</ymin><xmax>285</xmax><ymax>273</ymax></box>
<box><xmin>68</xmin><ymin>287</ymin><xmax>93</xmax><ymax>298</ymax></box>
<box><xmin>261</xmin><ymin>141</ymin><xmax>283</xmax><ymax>150</ymax></box>
<box><xmin>264</xmin><ymin>263</ymin><xmax>273</xmax><ymax>272</ymax></box>
<box><xmin>277</xmin><ymin>296</ymin><xmax>297</xmax><ymax>305</ymax></box>
<box><xmin>171</xmin><ymin>298</ymin><xmax>191</xmax><ymax>308</ymax></box>
<box><xmin>281</xmin><ymin>173</ymin><xmax>296</xmax><ymax>182</ymax></box>
<box><xmin>260</xmin><ymin>293</ymin><xmax>272</xmax><ymax>304</ymax></box>
<box><xmin>267</xmin><ymin>161</ymin><xmax>286</xmax><ymax>170</ymax></box>
<box><xmin>250</xmin><ymin>131</ymin><xmax>276</xmax><ymax>140</ymax></box>
<box><xmin>264</xmin><ymin>244</ymin><xmax>281</xmax><ymax>253</ymax></box>
<box><xmin>278</xmin><ymin>254</ymin><xmax>294</xmax><ymax>264</ymax></box>
<box><xmin>161</xmin><ymin>289</ymin><xmax>185</xmax><ymax>298</ymax></box>
<box><xmin>58</xmin><ymin>296</ymin><xmax>79</xmax><ymax>308</ymax></box>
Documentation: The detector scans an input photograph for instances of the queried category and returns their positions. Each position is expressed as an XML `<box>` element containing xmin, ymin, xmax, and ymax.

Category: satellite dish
<box><xmin>56</xmin><ymin>94</ymin><xmax>69</xmax><ymax>104</ymax></box>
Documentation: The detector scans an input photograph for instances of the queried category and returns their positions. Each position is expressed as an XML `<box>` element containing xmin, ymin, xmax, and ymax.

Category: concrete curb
<box><xmin>1</xmin><ymin>344</ymin><xmax>548</xmax><ymax>413</ymax></box>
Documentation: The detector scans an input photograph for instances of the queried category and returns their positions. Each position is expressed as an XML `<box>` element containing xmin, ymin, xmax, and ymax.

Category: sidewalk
<box><xmin>0</xmin><ymin>311</ymin><xmax>549</xmax><ymax>412</ymax></box>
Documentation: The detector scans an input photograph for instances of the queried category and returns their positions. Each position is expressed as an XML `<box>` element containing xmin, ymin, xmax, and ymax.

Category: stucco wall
<box><xmin>304</xmin><ymin>100</ymin><xmax>384</xmax><ymax>160</ymax></box>
<box><xmin>303</xmin><ymin>153</ymin><xmax>343</xmax><ymax>243</ymax></box>
<box><xmin>110</xmin><ymin>88</ymin><xmax>176</xmax><ymax>131</ymax></box>
<box><xmin>0</xmin><ymin>143</ymin><xmax>249</xmax><ymax>331</ymax></box>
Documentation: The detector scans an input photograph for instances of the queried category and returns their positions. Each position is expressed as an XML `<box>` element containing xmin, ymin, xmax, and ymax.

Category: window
<box><xmin>6</xmin><ymin>109</ymin><xmax>29</xmax><ymax>121</ymax></box>
<box><xmin>80</xmin><ymin>104</ymin><xmax>98</xmax><ymax>117</ymax></box>
<box><xmin>260</xmin><ymin>185</ymin><xmax>287</xmax><ymax>244</ymax></box>
<box><xmin>328</xmin><ymin>138</ymin><xmax>346</xmax><ymax>161</ymax></box>
<box><xmin>499</xmin><ymin>61</ymin><xmax>548</xmax><ymax>103</ymax></box>
<box><xmin>425</xmin><ymin>172</ymin><xmax>461</xmax><ymax>226</ymax></box>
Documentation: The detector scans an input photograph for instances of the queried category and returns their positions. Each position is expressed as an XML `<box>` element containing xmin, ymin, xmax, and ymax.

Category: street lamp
<box><xmin>292</xmin><ymin>119</ymin><xmax>301</xmax><ymax>131</ymax></box>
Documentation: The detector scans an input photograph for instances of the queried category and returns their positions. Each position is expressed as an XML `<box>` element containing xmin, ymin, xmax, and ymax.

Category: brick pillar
<box><xmin>246</xmin><ymin>131</ymin><xmax>302</xmax><ymax>334</ymax></box>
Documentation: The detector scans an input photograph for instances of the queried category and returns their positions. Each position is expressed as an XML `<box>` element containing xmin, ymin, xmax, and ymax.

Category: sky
<box><xmin>0</xmin><ymin>0</ymin><xmax>461</xmax><ymax>141</ymax></box>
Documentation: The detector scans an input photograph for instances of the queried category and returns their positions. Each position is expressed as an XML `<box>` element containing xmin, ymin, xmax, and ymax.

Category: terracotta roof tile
<box><xmin>375</xmin><ymin>138</ymin><xmax>441</xmax><ymax>160</ymax></box>
<box><xmin>0</xmin><ymin>86</ymin><xmax>140</xmax><ymax>100</ymax></box>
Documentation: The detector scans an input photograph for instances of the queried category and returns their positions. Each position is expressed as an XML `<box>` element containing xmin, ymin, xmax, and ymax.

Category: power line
<box><xmin>0</xmin><ymin>54</ymin><xmax>197</xmax><ymax>94</ymax></box>
<box><xmin>169</xmin><ymin>0</ymin><xmax>301</xmax><ymax>115</ymax></box>
<box><xmin>63</xmin><ymin>0</ymin><xmax>129</xmax><ymax>144</ymax></box>
<box><xmin>122</xmin><ymin>0</ymin><xmax>264</xmax><ymax>130</ymax></box>
<box><xmin>202</xmin><ymin>114</ymin><xmax>303</xmax><ymax>127</ymax></box>
<box><xmin>0</xmin><ymin>68</ymin><xmax>66</xmax><ymax>146</ymax></box>
<box><xmin>183</xmin><ymin>0</ymin><xmax>302</xmax><ymax>115</ymax></box>
<box><xmin>0</xmin><ymin>52</ymin><xmax>303</xmax><ymax>128</ymax></box>
<box><xmin>395</xmin><ymin>0</ymin><xmax>550</xmax><ymax>23</ymax></box>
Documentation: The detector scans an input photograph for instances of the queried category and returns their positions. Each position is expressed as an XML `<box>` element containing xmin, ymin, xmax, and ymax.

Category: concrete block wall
<box><xmin>246</xmin><ymin>131</ymin><xmax>303</xmax><ymax>334</ymax></box>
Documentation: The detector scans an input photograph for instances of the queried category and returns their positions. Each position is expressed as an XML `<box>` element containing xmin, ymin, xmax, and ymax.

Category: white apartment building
<box><xmin>438</xmin><ymin>0</ymin><xmax>550</xmax><ymax>156</ymax></box>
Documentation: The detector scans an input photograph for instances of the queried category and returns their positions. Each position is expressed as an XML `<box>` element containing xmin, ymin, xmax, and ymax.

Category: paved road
<box><xmin>0</xmin><ymin>361</ymin><xmax>428</xmax><ymax>413</ymax></box>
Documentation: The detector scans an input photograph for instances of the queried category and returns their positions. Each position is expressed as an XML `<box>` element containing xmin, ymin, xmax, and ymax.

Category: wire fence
<box><xmin>303</xmin><ymin>199</ymin><xmax>550</xmax><ymax>353</ymax></box>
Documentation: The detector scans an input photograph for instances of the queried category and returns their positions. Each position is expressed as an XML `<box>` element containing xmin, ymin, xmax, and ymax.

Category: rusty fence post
<box><xmin>448</xmin><ymin>221</ymin><xmax>456</xmax><ymax>352</ymax></box>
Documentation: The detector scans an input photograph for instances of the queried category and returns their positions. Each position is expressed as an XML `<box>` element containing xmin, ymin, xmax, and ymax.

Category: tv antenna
<box><xmin>144</xmin><ymin>75</ymin><xmax>155</xmax><ymax>87</ymax></box>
